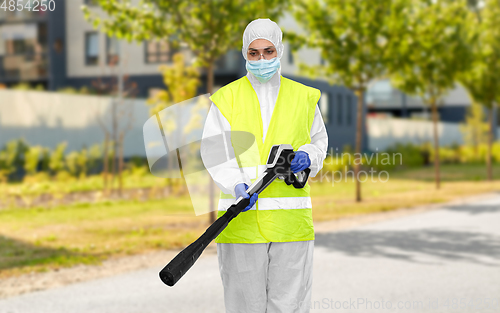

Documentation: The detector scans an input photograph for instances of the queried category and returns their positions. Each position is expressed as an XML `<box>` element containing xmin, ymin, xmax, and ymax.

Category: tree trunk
<box><xmin>118</xmin><ymin>132</ymin><xmax>124</xmax><ymax>196</ymax></box>
<box><xmin>111</xmin><ymin>99</ymin><xmax>118</xmax><ymax>192</ymax></box>
<box><xmin>486</xmin><ymin>108</ymin><xmax>493</xmax><ymax>181</ymax></box>
<box><xmin>207</xmin><ymin>61</ymin><xmax>216</xmax><ymax>224</ymax></box>
<box><xmin>166</xmin><ymin>143</ymin><xmax>172</xmax><ymax>196</ymax></box>
<box><xmin>116</xmin><ymin>63</ymin><xmax>124</xmax><ymax>196</ymax></box>
<box><xmin>354</xmin><ymin>89</ymin><xmax>364</xmax><ymax>202</ymax></box>
<box><xmin>103</xmin><ymin>134</ymin><xmax>109</xmax><ymax>193</ymax></box>
<box><xmin>431</xmin><ymin>101</ymin><xmax>441</xmax><ymax>189</ymax></box>
<box><xmin>110</xmin><ymin>141</ymin><xmax>116</xmax><ymax>193</ymax></box>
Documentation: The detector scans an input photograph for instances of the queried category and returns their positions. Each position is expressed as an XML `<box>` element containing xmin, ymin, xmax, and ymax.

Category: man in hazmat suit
<box><xmin>201</xmin><ymin>18</ymin><xmax>328</xmax><ymax>313</ymax></box>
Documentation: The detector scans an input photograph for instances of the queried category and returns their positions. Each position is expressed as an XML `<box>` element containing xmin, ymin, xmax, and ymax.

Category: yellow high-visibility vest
<box><xmin>209</xmin><ymin>75</ymin><xmax>320</xmax><ymax>243</ymax></box>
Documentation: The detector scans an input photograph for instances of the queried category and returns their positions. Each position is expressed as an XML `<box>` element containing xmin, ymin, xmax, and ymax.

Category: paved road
<box><xmin>1</xmin><ymin>195</ymin><xmax>500</xmax><ymax>313</ymax></box>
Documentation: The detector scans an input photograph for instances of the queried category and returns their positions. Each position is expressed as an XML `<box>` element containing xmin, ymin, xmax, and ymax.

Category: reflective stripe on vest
<box><xmin>218</xmin><ymin>197</ymin><xmax>313</xmax><ymax>211</ymax></box>
<box><xmin>209</xmin><ymin>75</ymin><xmax>320</xmax><ymax>243</ymax></box>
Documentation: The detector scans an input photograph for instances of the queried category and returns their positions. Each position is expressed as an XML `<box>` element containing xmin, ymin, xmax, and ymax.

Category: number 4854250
<box><xmin>0</xmin><ymin>0</ymin><xmax>56</xmax><ymax>11</ymax></box>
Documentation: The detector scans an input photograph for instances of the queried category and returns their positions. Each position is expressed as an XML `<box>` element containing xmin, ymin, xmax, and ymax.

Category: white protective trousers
<box><xmin>217</xmin><ymin>240</ymin><xmax>314</xmax><ymax>313</ymax></box>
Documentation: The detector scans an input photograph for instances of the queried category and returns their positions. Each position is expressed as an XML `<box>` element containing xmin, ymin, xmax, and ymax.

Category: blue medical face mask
<box><xmin>246</xmin><ymin>57</ymin><xmax>280</xmax><ymax>83</ymax></box>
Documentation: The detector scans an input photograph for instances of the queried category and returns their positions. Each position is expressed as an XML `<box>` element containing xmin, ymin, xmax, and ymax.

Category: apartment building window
<box><xmin>288</xmin><ymin>46</ymin><xmax>294</xmax><ymax>64</ymax></box>
<box><xmin>38</xmin><ymin>22</ymin><xmax>48</xmax><ymax>50</ymax></box>
<box><xmin>346</xmin><ymin>95</ymin><xmax>352</xmax><ymax>125</ymax></box>
<box><xmin>145</xmin><ymin>40</ymin><xmax>175</xmax><ymax>64</ymax></box>
<box><xmin>106</xmin><ymin>36</ymin><xmax>120</xmax><ymax>65</ymax></box>
<box><xmin>319</xmin><ymin>92</ymin><xmax>329</xmax><ymax>124</ymax></box>
<box><xmin>85</xmin><ymin>32</ymin><xmax>99</xmax><ymax>66</ymax></box>
<box><xmin>337</xmin><ymin>94</ymin><xmax>343</xmax><ymax>125</ymax></box>
<box><xmin>12</xmin><ymin>39</ymin><xmax>28</xmax><ymax>54</ymax></box>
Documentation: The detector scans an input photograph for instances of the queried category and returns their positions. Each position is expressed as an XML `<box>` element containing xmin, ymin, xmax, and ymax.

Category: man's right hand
<box><xmin>234</xmin><ymin>183</ymin><xmax>258</xmax><ymax>212</ymax></box>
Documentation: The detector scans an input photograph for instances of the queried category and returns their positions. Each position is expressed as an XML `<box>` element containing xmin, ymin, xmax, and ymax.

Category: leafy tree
<box><xmin>459</xmin><ymin>0</ymin><xmax>500</xmax><ymax>180</ymax></box>
<box><xmin>147</xmin><ymin>53</ymin><xmax>200</xmax><ymax>115</ymax></box>
<box><xmin>289</xmin><ymin>0</ymin><xmax>405</xmax><ymax>202</ymax></box>
<box><xmin>388</xmin><ymin>0</ymin><xmax>473</xmax><ymax>189</ymax></box>
<box><xmin>459</xmin><ymin>101</ymin><xmax>489</xmax><ymax>160</ymax></box>
<box><xmin>83</xmin><ymin>0</ymin><xmax>288</xmax><ymax>96</ymax></box>
<box><xmin>83</xmin><ymin>0</ymin><xmax>290</xmax><ymax>221</ymax></box>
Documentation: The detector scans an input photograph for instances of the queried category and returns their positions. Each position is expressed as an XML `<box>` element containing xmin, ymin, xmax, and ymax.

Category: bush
<box><xmin>438</xmin><ymin>146</ymin><xmax>460</xmax><ymax>164</ymax></box>
<box><xmin>57</xmin><ymin>86</ymin><xmax>93</xmax><ymax>95</ymax></box>
<box><xmin>24</xmin><ymin>145</ymin><xmax>45</xmax><ymax>175</ymax></box>
<box><xmin>66</xmin><ymin>151</ymin><xmax>80</xmax><ymax>177</ymax></box>
<box><xmin>322</xmin><ymin>154</ymin><xmax>351</xmax><ymax>173</ymax></box>
<box><xmin>88</xmin><ymin>144</ymin><xmax>102</xmax><ymax>174</ymax></box>
<box><xmin>11</xmin><ymin>83</ymin><xmax>32</xmax><ymax>90</ymax></box>
<box><xmin>386</xmin><ymin>141</ymin><xmax>500</xmax><ymax>167</ymax></box>
<box><xmin>0</xmin><ymin>141</ymin><xmax>18</xmax><ymax>182</ymax></box>
<box><xmin>0</xmin><ymin>139</ymin><xmax>29</xmax><ymax>181</ymax></box>
<box><xmin>374</xmin><ymin>143</ymin><xmax>425</xmax><ymax>170</ymax></box>
<box><xmin>77</xmin><ymin>148</ymin><xmax>89</xmax><ymax>178</ymax></box>
<box><xmin>49</xmin><ymin>142</ymin><xmax>67</xmax><ymax>175</ymax></box>
<box><xmin>492</xmin><ymin>142</ymin><xmax>500</xmax><ymax>163</ymax></box>
<box><xmin>54</xmin><ymin>170</ymin><xmax>75</xmax><ymax>183</ymax></box>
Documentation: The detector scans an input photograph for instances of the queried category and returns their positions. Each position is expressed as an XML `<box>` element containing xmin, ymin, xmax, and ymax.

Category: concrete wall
<box><xmin>0</xmin><ymin>89</ymin><xmax>151</xmax><ymax>156</ymax></box>
<box><xmin>1</xmin><ymin>89</ymin><xmax>491</xmax><ymax>159</ymax></box>
<box><xmin>367</xmin><ymin>117</ymin><xmax>489</xmax><ymax>151</ymax></box>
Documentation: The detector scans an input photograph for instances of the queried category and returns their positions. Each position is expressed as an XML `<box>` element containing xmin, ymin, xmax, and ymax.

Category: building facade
<box><xmin>0</xmin><ymin>2</ymin><xmax>56</xmax><ymax>88</ymax></box>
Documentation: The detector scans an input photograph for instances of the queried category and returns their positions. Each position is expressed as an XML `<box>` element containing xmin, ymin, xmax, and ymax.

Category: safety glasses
<box><xmin>247</xmin><ymin>46</ymin><xmax>277</xmax><ymax>61</ymax></box>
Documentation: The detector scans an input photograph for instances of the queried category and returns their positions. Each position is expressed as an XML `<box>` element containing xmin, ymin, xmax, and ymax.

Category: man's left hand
<box><xmin>290</xmin><ymin>151</ymin><xmax>311</xmax><ymax>173</ymax></box>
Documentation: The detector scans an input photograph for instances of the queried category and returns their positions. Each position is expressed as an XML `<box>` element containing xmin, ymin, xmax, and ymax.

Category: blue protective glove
<box><xmin>234</xmin><ymin>183</ymin><xmax>258</xmax><ymax>212</ymax></box>
<box><xmin>290</xmin><ymin>151</ymin><xmax>311</xmax><ymax>173</ymax></box>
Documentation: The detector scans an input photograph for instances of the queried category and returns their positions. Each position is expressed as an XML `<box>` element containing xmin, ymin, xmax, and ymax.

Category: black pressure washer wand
<box><xmin>159</xmin><ymin>144</ymin><xmax>311</xmax><ymax>287</ymax></box>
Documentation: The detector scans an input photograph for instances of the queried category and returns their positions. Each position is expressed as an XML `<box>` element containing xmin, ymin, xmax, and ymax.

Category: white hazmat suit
<box><xmin>201</xmin><ymin>18</ymin><xmax>328</xmax><ymax>313</ymax></box>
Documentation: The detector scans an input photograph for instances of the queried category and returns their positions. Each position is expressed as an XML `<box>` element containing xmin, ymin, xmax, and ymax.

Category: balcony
<box><xmin>0</xmin><ymin>53</ymin><xmax>48</xmax><ymax>82</ymax></box>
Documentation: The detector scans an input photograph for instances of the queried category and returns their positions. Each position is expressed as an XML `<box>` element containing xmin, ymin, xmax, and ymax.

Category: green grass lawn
<box><xmin>0</xmin><ymin>198</ymin><xmax>204</xmax><ymax>277</ymax></box>
<box><xmin>1</xmin><ymin>164</ymin><xmax>499</xmax><ymax>277</ymax></box>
